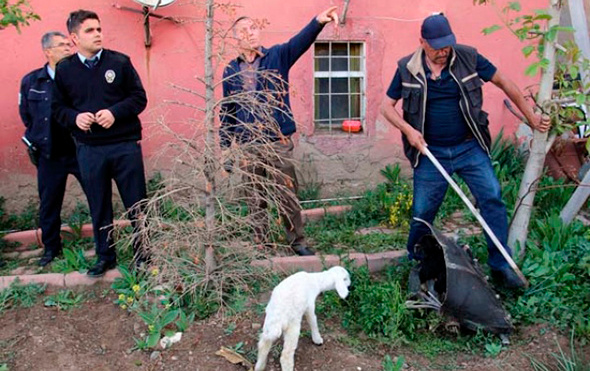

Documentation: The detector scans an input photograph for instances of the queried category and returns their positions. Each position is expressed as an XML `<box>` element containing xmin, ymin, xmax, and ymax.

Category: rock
<box><xmin>150</xmin><ymin>351</ymin><xmax>161</xmax><ymax>361</ymax></box>
<box><xmin>133</xmin><ymin>322</ymin><xmax>142</xmax><ymax>335</ymax></box>
<box><xmin>2</xmin><ymin>251</ymin><xmax>20</xmax><ymax>259</ymax></box>
<box><xmin>251</xmin><ymin>323</ymin><xmax>261</xmax><ymax>330</ymax></box>
<box><xmin>10</xmin><ymin>266</ymin><xmax>28</xmax><ymax>275</ymax></box>
<box><xmin>20</xmin><ymin>248</ymin><xmax>43</xmax><ymax>259</ymax></box>
<box><xmin>355</xmin><ymin>227</ymin><xmax>397</xmax><ymax>235</ymax></box>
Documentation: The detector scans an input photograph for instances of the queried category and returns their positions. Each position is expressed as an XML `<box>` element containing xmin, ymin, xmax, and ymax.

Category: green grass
<box><xmin>0</xmin><ymin>280</ymin><xmax>46</xmax><ymax>314</ymax></box>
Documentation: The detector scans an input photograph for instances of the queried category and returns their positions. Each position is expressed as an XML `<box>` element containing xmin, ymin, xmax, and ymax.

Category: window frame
<box><xmin>313</xmin><ymin>41</ymin><xmax>367</xmax><ymax>133</ymax></box>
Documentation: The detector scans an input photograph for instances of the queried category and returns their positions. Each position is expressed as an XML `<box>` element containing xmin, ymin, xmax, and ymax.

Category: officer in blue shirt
<box><xmin>381</xmin><ymin>14</ymin><xmax>551</xmax><ymax>289</ymax></box>
<box><xmin>19</xmin><ymin>31</ymin><xmax>84</xmax><ymax>267</ymax></box>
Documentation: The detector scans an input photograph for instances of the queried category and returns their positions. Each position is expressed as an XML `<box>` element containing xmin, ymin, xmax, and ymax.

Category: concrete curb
<box><xmin>2</xmin><ymin>207</ymin><xmax>351</xmax><ymax>250</ymax></box>
<box><xmin>2</xmin><ymin>205</ymin><xmax>407</xmax><ymax>290</ymax></box>
<box><xmin>251</xmin><ymin>250</ymin><xmax>407</xmax><ymax>273</ymax></box>
<box><xmin>0</xmin><ymin>250</ymin><xmax>407</xmax><ymax>290</ymax></box>
<box><xmin>0</xmin><ymin>269</ymin><xmax>122</xmax><ymax>290</ymax></box>
<box><xmin>3</xmin><ymin>220</ymin><xmax>131</xmax><ymax>251</ymax></box>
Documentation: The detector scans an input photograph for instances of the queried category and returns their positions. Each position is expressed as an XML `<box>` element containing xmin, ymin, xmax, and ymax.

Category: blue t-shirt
<box><xmin>386</xmin><ymin>52</ymin><xmax>497</xmax><ymax>147</ymax></box>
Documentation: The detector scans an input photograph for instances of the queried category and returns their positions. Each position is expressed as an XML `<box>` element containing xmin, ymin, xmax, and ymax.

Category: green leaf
<box><xmin>545</xmin><ymin>28</ymin><xmax>558</xmax><ymax>42</ymax></box>
<box><xmin>568</xmin><ymin>65</ymin><xmax>579</xmax><ymax>79</ymax></box>
<box><xmin>508</xmin><ymin>2</ymin><xmax>521</xmax><ymax>11</ymax></box>
<box><xmin>522</xmin><ymin>45</ymin><xmax>535</xmax><ymax>57</ymax></box>
<box><xmin>532</xmin><ymin>14</ymin><xmax>552</xmax><ymax>20</ymax></box>
<box><xmin>525</xmin><ymin>62</ymin><xmax>540</xmax><ymax>76</ymax></box>
<box><xmin>147</xmin><ymin>333</ymin><xmax>160</xmax><ymax>348</ymax></box>
<box><xmin>160</xmin><ymin>309</ymin><xmax>179</xmax><ymax>328</ymax></box>
<box><xmin>482</xmin><ymin>25</ymin><xmax>502</xmax><ymax>35</ymax></box>
<box><xmin>576</xmin><ymin>93</ymin><xmax>586</xmax><ymax>106</ymax></box>
<box><xmin>553</xmin><ymin>26</ymin><xmax>575</xmax><ymax>33</ymax></box>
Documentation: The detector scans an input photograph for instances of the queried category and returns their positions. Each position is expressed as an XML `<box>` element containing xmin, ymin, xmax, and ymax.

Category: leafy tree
<box><xmin>0</xmin><ymin>0</ymin><xmax>40</xmax><ymax>32</ymax></box>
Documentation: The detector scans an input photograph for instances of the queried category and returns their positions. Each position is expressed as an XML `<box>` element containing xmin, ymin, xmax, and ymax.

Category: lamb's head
<box><xmin>328</xmin><ymin>266</ymin><xmax>351</xmax><ymax>299</ymax></box>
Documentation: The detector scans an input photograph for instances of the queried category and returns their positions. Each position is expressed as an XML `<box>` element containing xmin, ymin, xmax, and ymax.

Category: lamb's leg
<box><xmin>305</xmin><ymin>304</ymin><xmax>323</xmax><ymax>345</ymax></box>
<box><xmin>255</xmin><ymin>330</ymin><xmax>279</xmax><ymax>371</ymax></box>
<box><xmin>280</xmin><ymin>323</ymin><xmax>300</xmax><ymax>371</ymax></box>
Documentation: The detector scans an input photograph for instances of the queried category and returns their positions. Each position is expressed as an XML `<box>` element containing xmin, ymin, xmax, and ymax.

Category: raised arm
<box><xmin>280</xmin><ymin>6</ymin><xmax>339</xmax><ymax>68</ymax></box>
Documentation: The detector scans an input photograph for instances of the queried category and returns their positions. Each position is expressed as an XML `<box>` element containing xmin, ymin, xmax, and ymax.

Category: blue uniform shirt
<box><xmin>387</xmin><ymin>52</ymin><xmax>497</xmax><ymax>147</ymax></box>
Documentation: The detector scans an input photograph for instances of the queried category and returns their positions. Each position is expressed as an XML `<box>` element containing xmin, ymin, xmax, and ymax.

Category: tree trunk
<box><xmin>560</xmin><ymin>169</ymin><xmax>590</xmax><ymax>225</ymax></box>
<box><xmin>203</xmin><ymin>0</ymin><xmax>217</xmax><ymax>274</ymax></box>
<box><xmin>508</xmin><ymin>0</ymin><xmax>561</xmax><ymax>259</ymax></box>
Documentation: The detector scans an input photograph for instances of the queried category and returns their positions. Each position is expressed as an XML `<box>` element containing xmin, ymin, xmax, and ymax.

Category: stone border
<box><xmin>2</xmin><ymin>206</ymin><xmax>351</xmax><ymax>250</ymax></box>
<box><xmin>0</xmin><ymin>250</ymin><xmax>407</xmax><ymax>290</ymax></box>
<box><xmin>1</xmin><ymin>205</ymin><xmax>408</xmax><ymax>290</ymax></box>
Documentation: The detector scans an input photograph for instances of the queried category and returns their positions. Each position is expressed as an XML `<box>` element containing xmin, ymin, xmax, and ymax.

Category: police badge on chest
<box><xmin>105</xmin><ymin>70</ymin><xmax>116</xmax><ymax>83</ymax></box>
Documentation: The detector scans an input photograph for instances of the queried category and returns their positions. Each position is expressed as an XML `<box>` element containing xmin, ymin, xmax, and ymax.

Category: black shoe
<box><xmin>292</xmin><ymin>245</ymin><xmax>315</xmax><ymax>256</ymax></box>
<box><xmin>490</xmin><ymin>266</ymin><xmax>526</xmax><ymax>290</ymax></box>
<box><xmin>87</xmin><ymin>260</ymin><xmax>117</xmax><ymax>277</ymax></box>
<box><xmin>38</xmin><ymin>250</ymin><xmax>61</xmax><ymax>267</ymax></box>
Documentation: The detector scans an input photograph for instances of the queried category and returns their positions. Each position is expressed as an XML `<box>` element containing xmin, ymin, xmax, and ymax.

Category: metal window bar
<box><xmin>313</xmin><ymin>42</ymin><xmax>365</xmax><ymax>132</ymax></box>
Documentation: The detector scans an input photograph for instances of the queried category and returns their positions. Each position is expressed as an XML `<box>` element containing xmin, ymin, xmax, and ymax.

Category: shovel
<box><xmin>422</xmin><ymin>146</ymin><xmax>529</xmax><ymax>288</ymax></box>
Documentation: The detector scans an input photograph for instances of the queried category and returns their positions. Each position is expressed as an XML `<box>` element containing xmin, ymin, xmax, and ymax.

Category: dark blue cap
<box><xmin>421</xmin><ymin>14</ymin><xmax>456</xmax><ymax>49</ymax></box>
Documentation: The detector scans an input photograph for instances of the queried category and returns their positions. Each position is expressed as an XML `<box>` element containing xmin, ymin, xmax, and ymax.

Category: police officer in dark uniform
<box><xmin>19</xmin><ymin>31</ymin><xmax>84</xmax><ymax>267</ymax></box>
<box><xmin>52</xmin><ymin>10</ymin><xmax>148</xmax><ymax>277</ymax></box>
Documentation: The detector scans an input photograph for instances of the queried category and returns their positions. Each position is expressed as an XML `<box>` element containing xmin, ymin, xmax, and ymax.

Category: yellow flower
<box><xmin>148</xmin><ymin>325</ymin><xmax>155</xmax><ymax>332</ymax></box>
<box><xmin>121</xmin><ymin>304</ymin><xmax>127</xmax><ymax>310</ymax></box>
<box><xmin>151</xmin><ymin>268</ymin><xmax>159</xmax><ymax>276</ymax></box>
<box><xmin>118</xmin><ymin>294</ymin><xmax>126</xmax><ymax>301</ymax></box>
<box><xmin>132</xmin><ymin>284</ymin><xmax>140</xmax><ymax>292</ymax></box>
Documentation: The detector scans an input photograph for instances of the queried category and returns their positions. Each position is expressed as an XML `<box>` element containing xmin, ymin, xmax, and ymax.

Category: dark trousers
<box><xmin>407</xmin><ymin>139</ymin><xmax>511</xmax><ymax>270</ymax></box>
<box><xmin>37</xmin><ymin>155</ymin><xmax>83</xmax><ymax>254</ymax></box>
<box><xmin>242</xmin><ymin>137</ymin><xmax>305</xmax><ymax>247</ymax></box>
<box><xmin>77</xmin><ymin>141</ymin><xmax>147</xmax><ymax>262</ymax></box>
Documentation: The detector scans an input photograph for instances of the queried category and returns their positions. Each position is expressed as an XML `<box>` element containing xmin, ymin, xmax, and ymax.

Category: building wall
<box><xmin>0</xmin><ymin>0</ymin><xmax>546</xmax><ymax>211</ymax></box>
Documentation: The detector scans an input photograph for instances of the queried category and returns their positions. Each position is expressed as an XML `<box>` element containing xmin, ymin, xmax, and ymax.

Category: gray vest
<box><xmin>397</xmin><ymin>44</ymin><xmax>491</xmax><ymax>167</ymax></box>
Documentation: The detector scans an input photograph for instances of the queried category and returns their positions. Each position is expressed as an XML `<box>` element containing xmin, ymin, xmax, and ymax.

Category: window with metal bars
<box><xmin>313</xmin><ymin>41</ymin><xmax>366</xmax><ymax>132</ymax></box>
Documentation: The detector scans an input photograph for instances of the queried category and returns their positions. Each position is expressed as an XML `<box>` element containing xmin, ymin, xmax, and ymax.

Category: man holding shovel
<box><xmin>381</xmin><ymin>13</ymin><xmax>550</xmax><ymax>289</ymax></box>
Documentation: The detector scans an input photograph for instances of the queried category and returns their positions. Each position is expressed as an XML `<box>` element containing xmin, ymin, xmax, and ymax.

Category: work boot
<box><xmin>38</xmin><ymin>249</ymin><xmax>61</xmax><ymax>267</ymax></box>
<box><xmin>490</xmin><ymin>266</ymin><xmax>526</xmax><ymax>290</ymax></box>
<box><xmin>87</xmin><ymin>259</ymin><xmax>117</xmax><ymax>278</ymax></box>
<box><xmin>292</xmin><ymin>244</ymin><xmax>315</xmax><ymax>256</ymax></box>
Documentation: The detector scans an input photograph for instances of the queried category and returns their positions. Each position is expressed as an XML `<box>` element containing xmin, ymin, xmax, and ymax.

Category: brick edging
<box><xmin>0</xmin><ymin>269</ymin><xmax>123</xmax><ymax>290</ymax></box>
<box><xmin>0</xmin><ymin>250</ymin><xmax>407</xmax><ymax>290</ymax></box>
<box><xmin>2</xmin><ymin>206</ymin><xmax>352</xmax><ymax>250</ymax></box>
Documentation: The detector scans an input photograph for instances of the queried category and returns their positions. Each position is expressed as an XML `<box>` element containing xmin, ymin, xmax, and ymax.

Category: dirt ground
<box><xmin>0</xmin><ymin>284</ymin><xmax>586</xmax><ymax>371</ymax></box>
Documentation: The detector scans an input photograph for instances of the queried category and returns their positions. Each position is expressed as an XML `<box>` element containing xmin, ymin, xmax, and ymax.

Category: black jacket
<box><xmin>52</xmin><ymin>49</ymin><xmax>147</xmax><ymax>145</ymax></box>
<box><xmin>19</xmin><ymin>64</ymin><xmax>76</xmax><ymax>158</ymax></box>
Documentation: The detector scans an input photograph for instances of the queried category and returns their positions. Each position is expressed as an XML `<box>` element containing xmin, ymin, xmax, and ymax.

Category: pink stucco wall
<box><xmin>0</xmin><ymin>0</ymin><xmax>546</xmax><ymax>210</ymax></box>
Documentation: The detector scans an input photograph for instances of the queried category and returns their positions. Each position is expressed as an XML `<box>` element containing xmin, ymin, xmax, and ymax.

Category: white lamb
<box><xmin>254</xmin><ymin>266</ymin><xmax>351</xmax><ymax>371</ymax></box>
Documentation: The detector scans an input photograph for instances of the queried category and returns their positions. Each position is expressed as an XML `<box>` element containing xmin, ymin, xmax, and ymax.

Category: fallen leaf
<box><xmin>215</xmin><ymin>346</ymin><xmax>253</xmax><ymax>370</ymax></box>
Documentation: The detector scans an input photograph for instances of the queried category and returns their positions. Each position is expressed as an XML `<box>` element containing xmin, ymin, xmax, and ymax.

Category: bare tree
<box><xmin>119</xmin><ymin>1</ymin><xmax>305</xmax><ymax>310</ymax></box>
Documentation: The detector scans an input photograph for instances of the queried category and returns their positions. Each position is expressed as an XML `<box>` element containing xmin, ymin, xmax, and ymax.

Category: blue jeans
<box><xmin>406</xmin><ymin>139</ymin><xmax>511</xmax><ymax>270</ymax></box>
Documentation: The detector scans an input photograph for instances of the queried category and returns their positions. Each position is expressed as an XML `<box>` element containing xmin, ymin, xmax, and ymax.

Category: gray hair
<box><xmin>41</xmin><ymin>31</ymin><xmax>67</xmax><ymax>50</ymax></box>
